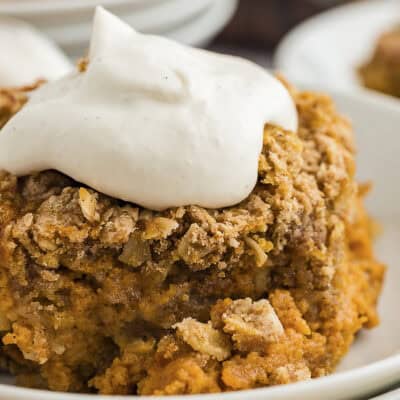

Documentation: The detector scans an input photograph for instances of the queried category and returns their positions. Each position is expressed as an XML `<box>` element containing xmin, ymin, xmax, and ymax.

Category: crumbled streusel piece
<box><xmin>78</xmin><ymin>188</ymin><xmax>99</xmax><ymax>223</ymax></box>
<box><xmin>221</xmin><ymin>298</ymin><xmax>284</xmax><ymax>352</ymax></box>
<box><xmin>144</xmin><ymin>217</ymin><xmax>179</xmax><ymax>240</ymax></box>
<box><xmin>119</xmin><ymin>231</ymin><xmax>151</xmax><ymax>267</ymax></box>
<box><xmin>174</xmin><ymin>318</ymin><xmax>231</xmax><ymax>361</ymax></box>
<box><xmin>272</xmin><ymin>362</ymin><xmax>311</xmax><ymax>384</ymax></box>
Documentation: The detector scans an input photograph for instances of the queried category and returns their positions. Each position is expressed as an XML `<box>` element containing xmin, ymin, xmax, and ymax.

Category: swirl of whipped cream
<box><xmin>0</xmin><ymin>7</ymin><xmax>297</xmax><ymax>211</ymax></box>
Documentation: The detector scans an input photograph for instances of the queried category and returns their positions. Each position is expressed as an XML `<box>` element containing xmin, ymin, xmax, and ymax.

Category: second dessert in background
<box><xmin>0</xmin><ymin>16</ymin><xmax>71</xmax><ymax>87</ymax></box>
<box><xmin>359</xmin><ymin>26</ymin><xmax>400</xmax><ymax>98</ymax></box>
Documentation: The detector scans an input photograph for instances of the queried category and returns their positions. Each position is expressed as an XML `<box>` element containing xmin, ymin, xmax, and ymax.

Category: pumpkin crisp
<box><xmin>359</xmin><ymin>26</ymin><xmax>400</xmax><ymax>97</ymax></box>
<box><xmin>0</xmin><ymin>83</ymin><xmax>384</xmax><ymax>395</ymax></box>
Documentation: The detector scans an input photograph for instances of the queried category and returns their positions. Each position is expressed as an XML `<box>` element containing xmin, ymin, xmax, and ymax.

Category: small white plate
<box><xmin>371</xmin><ymin>387</ymin><xmax>400</xmax><ymax>400</ymax></box>
<box><xmin>274</xmin><ymin>0</ymin><xmax>400</xmax><ymax>94</ymax></box>
<box><xmin>0</xmin><ymin>0</ymin><xmax>169</xmax><ymax>15</ymax></box>
<box><xmin>37</xmin><ymin>0</ymin><xmax>215</xmax><ymax>49</ymax></box>
<box><xmin>0</xmin><ymin>15</ymin><xmax>72</xmax><ymax>86</ymax></box>
<box><xmin>167</xmin><ymin>0</ymin><xmax>238</xmax><ymax>47</ymax></box>
<box><xmin>0</xmin><ymin>88</ymin><xmax>399</xmax><ymax>400</ymax></box>
<box><xmin>57</xmin><ymin>0</ymin><xmax>238</xmax><ymax>57</ymax></box>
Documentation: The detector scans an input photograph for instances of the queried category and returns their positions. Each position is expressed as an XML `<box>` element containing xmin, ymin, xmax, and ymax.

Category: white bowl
<box><xmin>57</xmin><ymin>0</ymin><xmax>238</xmax><ymax>57</ymax></box>
<box><xmin>0</xmin><ymin>88</ymin><xmax>399</xmax><ymax>400</ymax></box>
<box><xmin>2</xmin><ymin>0</ymin><xmax>237</xmax><ymax>57</ymax></box>
<box><xmin>30</xmin><ymin>0</ymin><xmax>214</xmax><ymax>33</ymax></box>
<box><xmin>164</xmin><ymin>0</ymin><xmax>238</xmax><ymax>47</ymax></box>
<box><xmin>0</xmin><ymin>0</ymin><xmax>169</xmax><ymax>15</ymax></box>
<box><xmin>40</xmin><ymin>0</ymin><xmax>214</xmax><ymax>49</ymax></box>
<box><xmin>274</xmin><ymin>0</ymin><xmax>400</xmax><ymax>95</ymax></box>
<box><xmin>0</xmin><ymin>15</ymin><xmax>72</xmax><ymax>86</ymax></box>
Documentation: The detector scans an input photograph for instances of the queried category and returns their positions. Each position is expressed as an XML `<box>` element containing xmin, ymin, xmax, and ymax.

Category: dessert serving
<box><xmin>359</xmin><ymin>26</ymin><xmax>400</xmax><ymax>98</ymax></box>
<box><xmin>0</xmin><ymin>16</ymin><xmax>71</xmax><ymax>87</ymax></box>
<box><xmin>0</xmin><ymin>7</ymin><xmax>385</xmax><ymax>396</ymax></box>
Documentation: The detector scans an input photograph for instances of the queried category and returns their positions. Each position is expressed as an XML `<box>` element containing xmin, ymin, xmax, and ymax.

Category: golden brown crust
<box><xmin>0</xmin><ymin>85</ymin><xmax>385</xmax><ymax>394</ymax></box>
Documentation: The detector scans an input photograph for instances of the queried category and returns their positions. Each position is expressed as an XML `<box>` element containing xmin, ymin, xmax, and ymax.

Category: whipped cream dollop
<box><xmin>0</xmin><ymin>7</ymin><xmax>297</xmax><ymax>211</ymax></box>
<box><xmin>0</xmin><ymin>16</ymin><xmax>72</xmax><ymax>87</ymax></box>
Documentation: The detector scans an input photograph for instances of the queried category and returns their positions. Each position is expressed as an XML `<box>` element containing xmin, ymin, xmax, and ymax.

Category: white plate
<box><xmin>371</xmin><ymin>387</ymin><xmax>400</xmax><ymax>400</ymax></box>
<box><xmin>274</xmin><ymin>0</ymin><xmax>400</xmax><ymax>94</ymax></box>
<box><xmin>167</xmin><ymin>0</ymin><xmax>238</xmax><ymax>47</ymax></box>
<box><xmin>0</xmin><ymin>0</ymin><xmax>169</xmax><ymax>15</ymax></box>
<box><xmin>7</xmin><ymin>0</ymin><xmax>215</xmax><ymax>38</ymax></box>
<box><xmin>36</xmin><ymin>0</ymin><xmax>214</xmax><ymax>48</ymax></box>
<box><xmin>0</xmin><ymin>88</ymin><xmax>399</xmax><ymax>400</ymax></box>
<box><xmin>59</xmin><ymin>0</ymin><xmax>238</xmax><ymax>57</ymax></box>
<box><xmin>0</xmin><ymin>15</ymin><xmax>72</xmax><ymax>86</ymax></box>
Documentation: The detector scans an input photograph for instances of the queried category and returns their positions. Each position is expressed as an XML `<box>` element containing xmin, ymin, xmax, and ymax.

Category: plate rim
<box><xmin>273</xmin><ymin>0</ymin><xmax>400</xmax><ymax>100</ymax></box>
<box><xmin>35</xmin><ymin>0</ymin><xmax>215</xmax><ymax>46</ymax></box>
<box><xmin>0</xmin><ymin>352</ymin><xmax>399</xmax><ymax>400</ymax></box>
<box><xmin>58</xmin><ymin>0</ymin><xmax>238</xmax><ymax>56</ymax></box>
<box><xmin>0</xmin><ymin>0</ymin><xmax>170</xmax><ymax>15</ymax></box>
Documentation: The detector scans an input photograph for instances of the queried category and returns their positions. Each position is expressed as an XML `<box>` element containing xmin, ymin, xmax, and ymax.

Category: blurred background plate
<box><xmin>4</xmin><ymin>0</ymin><xmax>213</xmax><ymax>32</ymax></box>
<box><xmin>51</xmin><ymin>0</ymin><xmax>237</xmax><ymax>57</ymax></box>
<box><xmin>165</xmin><ymin>0</ymin><xmax>238</xmax><ymax>47</ymax></box>
<box><xmin>274</xmin><ymin>0</ymin><xmax>400</xmax><ymax>94</ymax></box>
<box><xmin>0</xmin><ymin>0</ymin><xmax>169</xmax><ymax>15</ymax></box>
<box><xmin>0</xmin><ymin>0</ymin><xmax>238</xmax><ymax>57</ymax></box>
<box><xmin>35</xmin><ymin>0</ymin><xmax>214</xmax><ymax>52</ymax></box>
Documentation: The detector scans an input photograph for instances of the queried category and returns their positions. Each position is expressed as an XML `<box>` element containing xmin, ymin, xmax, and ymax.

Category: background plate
<box><xmin>274</xmin><ymin>0</ymin><xmax>400</xmax><ymax>94</ymax></box>
<box><xmin>0</xmin><ymin>0</ymin><xmax>169</xmax><ymax>15</ymax></box>
<box><xmin>57</xmin><ymin>0</ymin><xmax>238</xmax><ymax>57</ymax></box>
<box><xmin>37</xmin><ymin>0</ymin><xmax>215</xmax><ymax>48</ymax></box>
